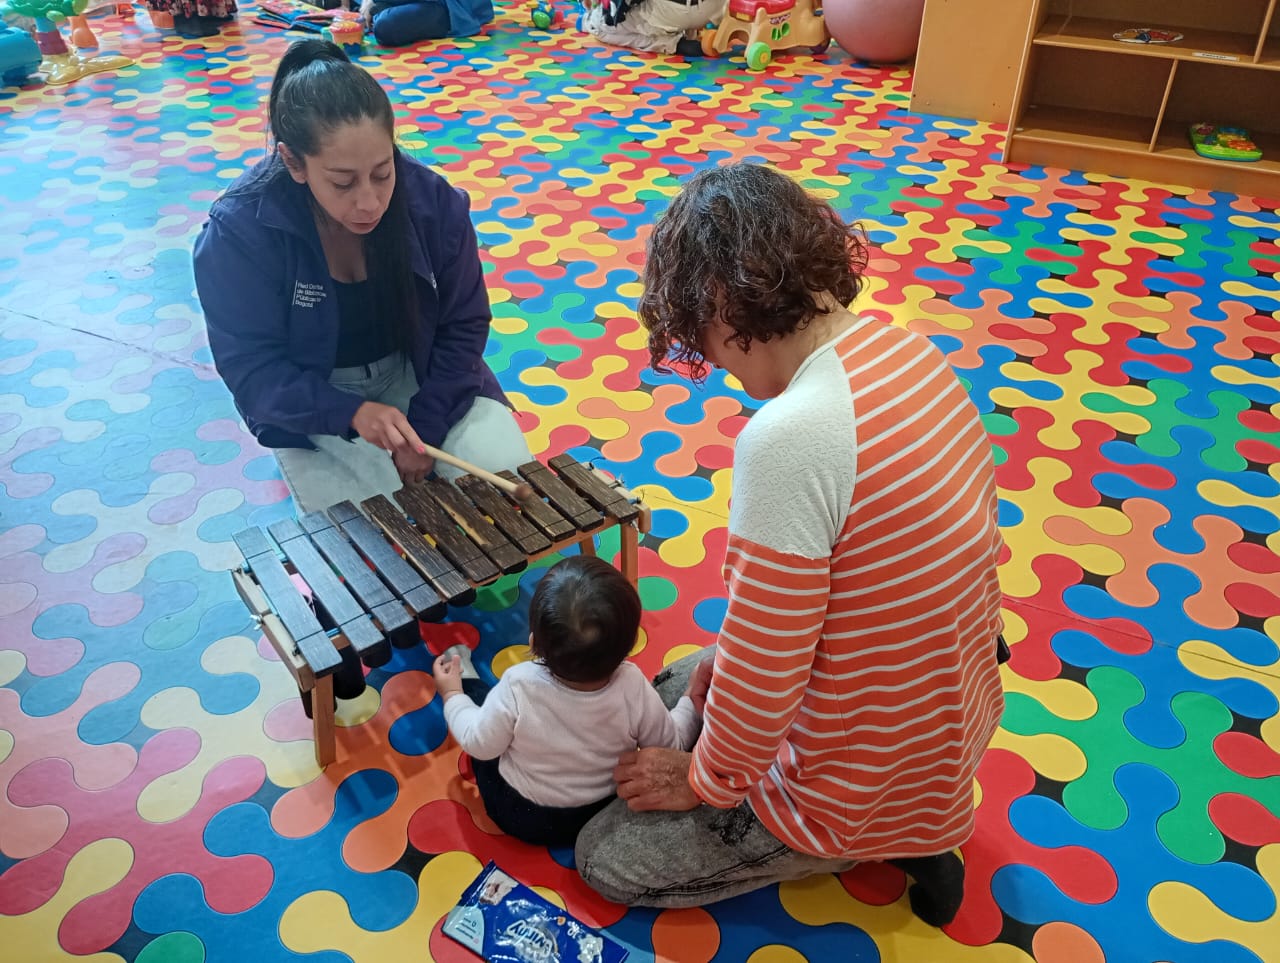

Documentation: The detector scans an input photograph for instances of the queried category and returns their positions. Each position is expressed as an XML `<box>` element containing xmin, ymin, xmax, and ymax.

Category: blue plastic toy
<box><xmin>0</xmin><ymin>22</ymin><xmax>41</xmax><ymax>86</ymax></box>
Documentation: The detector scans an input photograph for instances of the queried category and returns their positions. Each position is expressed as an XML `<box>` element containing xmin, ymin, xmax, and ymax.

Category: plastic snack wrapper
<box><xmin>442</xmin><ymin>862</ymin><xmax>629</xmax><ymax>963</ymax></box>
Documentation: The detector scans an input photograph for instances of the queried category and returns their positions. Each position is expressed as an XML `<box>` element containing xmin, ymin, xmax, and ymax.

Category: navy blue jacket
<box><xmin>193</xmin><ymin>152</ymin><xmax>507</xmax><ymax>450</ymax></box>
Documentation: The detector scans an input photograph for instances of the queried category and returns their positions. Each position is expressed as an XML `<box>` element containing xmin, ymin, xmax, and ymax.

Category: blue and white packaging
<box><xmin>442</xmin><ymin>862</ymin><xmax>628</xmax><ymax>963</ymax></box>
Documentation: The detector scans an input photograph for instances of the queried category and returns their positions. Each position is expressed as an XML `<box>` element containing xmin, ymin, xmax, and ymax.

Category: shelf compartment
<box><xmin>1013</xmin><ymin>105</ymin><xmax>1156</xmax><ymax>152</ymax></box>
<box><xmin>1016</xmin><ymin>45</ymin><xmax>1171</xmax><ymax>149</ymax></box>
<box><xmin>1153</xmin><ymin>127</ymin><xmax>1280</xmax><ymax>174</ymax></box>
<box><xmin>1008</xmin><ymin>124</ymin><xmax>1280</xmax><ymax>198</ymax></box>
<box><xmin>1159</xmin><ymin>57</ymin><xmax>1280</xmax><ymax>141</ymax></box>
<box><xmin>1153</xmin><ymin>57</ymin><xmax>1280</xmax><ymax>196</ymax></box>
<box><xmin>1035</xmin><ymin>14</ymin><xmax>1261</xmax><ymax>64</ymax></box>
<box><xmin>1041</xmin><ymin>0</ymin><xmax>1273</xmax><ymax>39</ymax></box>
<box><xmin>1149</xmin><ymin>127</ymin><xmax>1280</xmax><ymax>196</ymax></box>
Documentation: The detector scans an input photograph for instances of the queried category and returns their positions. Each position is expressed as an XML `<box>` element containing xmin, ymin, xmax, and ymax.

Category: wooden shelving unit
<box><xmin>1003</xmin><ymin>0</ymin><xmax>1280</xmax><ymax>197</ymax></box>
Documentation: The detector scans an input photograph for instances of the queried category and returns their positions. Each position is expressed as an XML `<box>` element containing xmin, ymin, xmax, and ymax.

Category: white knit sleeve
<box><xmin>728</xmin><ymin>349</ymin><xmax>857</xmax><ymax>558</ymax></box>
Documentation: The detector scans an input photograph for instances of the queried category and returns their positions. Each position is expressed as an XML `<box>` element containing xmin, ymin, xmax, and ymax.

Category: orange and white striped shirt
<box><xmin>690</xmin><ymin>316</ymin><xmax>1005</xmax><ymax>860</ymax></box>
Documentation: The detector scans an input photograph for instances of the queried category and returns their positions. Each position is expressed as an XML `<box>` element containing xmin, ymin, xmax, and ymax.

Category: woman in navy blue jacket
<box><xmin>193</xmin><ymin>39</ymin><xmax>531</xmax><ymax>514</ymax></box>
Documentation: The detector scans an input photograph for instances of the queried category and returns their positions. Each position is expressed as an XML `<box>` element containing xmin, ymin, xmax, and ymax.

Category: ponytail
<box><xmin>267</xmin><ymin>39</ymin><xmax>385</xmax><ymax>158</ymax></box>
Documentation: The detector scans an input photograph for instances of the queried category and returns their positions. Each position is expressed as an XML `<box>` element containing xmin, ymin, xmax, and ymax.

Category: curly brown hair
<box><xmin>637</xmin><ymin>163</ymin><xmax>870</xmax><ymax>379</ymax></box>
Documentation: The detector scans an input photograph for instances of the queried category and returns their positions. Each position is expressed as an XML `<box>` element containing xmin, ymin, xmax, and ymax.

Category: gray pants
<box><xmin>273</xmin><ymin>354</ymin><xmax>532</xmax><ymax>514</ymax></box>
<box><xmin>574</xmin><ymin>650</ymin><xmax>855</xmax><ymax>907</ymax></box>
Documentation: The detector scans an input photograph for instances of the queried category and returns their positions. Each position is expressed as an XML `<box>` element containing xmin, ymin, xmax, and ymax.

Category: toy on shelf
<box><xmin>0</xmin><ymin>21</ymin><xmax>42</xmax><ymax>85</ymax></box>
<box><xmin>701</xmin><ymin>0</ymin><xmax>828</xmax><ymax>71</ymax></box>
<box><xmin>1112</xmin><ymin>27</ymin><xmax>1182</xmax><ymax>44</ymax></box>
<box><xmin>3</xmin><ymin>0</ymin><xmax>133</xmax><ymax>85</ymax></box>
<box><xmin>321</xmin><ymin>9</ymin><xmax>362</xmax><ymax>50</ymax></box>
<box><xmin>1189</xmin><ymin>123</ymin><xmax>1263</xmax><ymax>162</ymax></box>
<box><xmin>529</xmin><ymin>0</ymin><xmax>561</xmax><ymax>29</ymax></box>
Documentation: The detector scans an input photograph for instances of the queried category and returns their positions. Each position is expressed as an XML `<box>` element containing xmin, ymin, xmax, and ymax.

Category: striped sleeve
<box><xmin>689</xmin><ymin>535</ymin><xmax>830</xmax><ymax>808</ymax></box>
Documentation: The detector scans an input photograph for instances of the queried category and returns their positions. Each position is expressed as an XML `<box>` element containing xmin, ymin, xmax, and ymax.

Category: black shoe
<box><xmin>675</xmin><ymin>36</ymin><xmax>706</xmax><ymax>58</ymax></box>
<box><xmin>890</xmin><ymin>851</ymin><xmax>965</xmax><ymax>927</ymax></box>
<box><xmin>173</xmin><ymin>14</ymin><xmax>219</xmax><ymax>36</ymax></box>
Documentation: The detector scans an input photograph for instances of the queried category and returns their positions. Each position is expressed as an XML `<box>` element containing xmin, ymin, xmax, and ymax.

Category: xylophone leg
<box><xmin>312</xmin><ymin>673</ymin><xmax>337</xmax><ymax>767</ymax></box>
<box><xmin>579</xmin><ymin>537</ymin><xmax>598</xmax><ymax>559</ymax></box>
<box><xmin>620</xmin><ymin>522</ymin><xmax>639</xmax><ymax>588</ymax></box>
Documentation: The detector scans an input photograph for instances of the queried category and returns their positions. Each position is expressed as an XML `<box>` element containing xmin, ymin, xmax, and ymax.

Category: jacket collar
<box><xmin>253</xmin><ymin>153</ymin><xmax>434</xmax><ymax>284</ymax></box>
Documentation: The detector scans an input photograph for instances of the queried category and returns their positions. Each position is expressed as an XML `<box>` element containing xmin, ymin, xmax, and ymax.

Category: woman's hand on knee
<box><xmin>352</xmin><ymin>401</ymin><xmax>426</xmax><ymax>456</ymax></box>
<box><xmin>614</xmin><ymin>748</ymin><xmax>699</xmax><ymax>812</ymax></box>
<box><xmin>686</xmin><ymin>654</ymin><xmax>713</xmax><ymax>715</ymax></box>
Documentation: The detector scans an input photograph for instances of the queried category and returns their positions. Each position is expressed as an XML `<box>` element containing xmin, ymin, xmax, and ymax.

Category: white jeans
<box><xmin>273</xmin><ymin>354</ymin><xmax>533</xmax><ymax>514</ymax></box>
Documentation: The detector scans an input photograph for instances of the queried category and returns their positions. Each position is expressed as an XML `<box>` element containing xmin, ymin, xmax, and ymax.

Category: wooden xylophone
<box><xmin>230</xmin><ymin>454</ymin><xmax>650</xmax><ymax>766</ymax></box>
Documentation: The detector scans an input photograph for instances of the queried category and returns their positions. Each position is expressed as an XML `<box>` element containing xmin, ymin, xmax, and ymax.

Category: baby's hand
<box><xmin>432</xmin><ymin>653</ymin><xmax>464</xmax><ymax>698</ymax></box>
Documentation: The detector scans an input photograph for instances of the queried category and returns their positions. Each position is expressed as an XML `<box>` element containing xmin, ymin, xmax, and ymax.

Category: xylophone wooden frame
<box><xmin>232</xmin><ymin>464</ymin><xmax>651</xmax><ymax>767</ymax></box>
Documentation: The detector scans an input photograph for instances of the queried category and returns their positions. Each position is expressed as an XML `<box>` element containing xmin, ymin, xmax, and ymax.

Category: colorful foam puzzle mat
<box><xmin>2</xmin><ymin>4</ymin><xmax>1279</xmax><ymax>962</ymax></box>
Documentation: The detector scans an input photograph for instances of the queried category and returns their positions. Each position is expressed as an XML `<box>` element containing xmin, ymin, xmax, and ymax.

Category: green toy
<box><xmin>1188</xmin><ymin>123</ymin><xmax>1263</xmax><ymax>162</ymax></box>
<box><xmin>3</xmin><ymin>0</ymin><xmax>132</xmax><ymax>84</ymax></box>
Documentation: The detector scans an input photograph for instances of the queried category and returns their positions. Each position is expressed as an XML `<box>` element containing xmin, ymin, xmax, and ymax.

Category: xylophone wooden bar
<box><xmin>393</xmin><ymin>485</ymin><xmax>501</xmax><ymax>587</ymax></box>
<box><xmin>297</xmin><ymin>511</ymin><xmax>420</xmax><ymax>650</ymax></box>
<box><xmin>548</xmin><ymin>454</ymin><xmax>639</xmax><ymax>523</ymax></box>
<box><xmin>363</xmin><ymin>494</ymin><xmax>477</xmax><ymax>605</ymax></box>
<box><xmin>518</xmin><ymin>461</ymin><xmax>602</xmax><ymax>530</ymax></box>
<box><xmin>456</xmin><ymin>474</ymin><xmax>551</xmax><ymax>557</ymax></box>
<box><xmin>230</xmin><ymin>456</ymin><xmax>649</xmax><ymax>767</ymax></box>
<box><xmin>423</xmin><ymin>477</ymin><xmax>528</xmax><ymax>575</ymax></box>
<box><xmin>231</xmin><ymin>527</ymin><xmax>341</xmax><ymax>680</ymax></box>
<box><xmin>327</xmin><ymin>500</ymin><xmax>448</xmax><ymax>621</ymax></box>
<box><xmin>496</xmin><ymin>469</ymin><xmax>576</xmax><ymax>540</ymax></box>
<box><xmin>268</xmin><ymin>518</ymin><xmax>389</xmax><ymax>665</ymax></box>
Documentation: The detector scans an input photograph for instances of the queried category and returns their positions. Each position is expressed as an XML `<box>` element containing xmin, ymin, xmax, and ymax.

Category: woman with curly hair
<box><xmin>574</xmin><ymin>163</ymin><xmax>1007</xmax><ymax>923</ymax></box>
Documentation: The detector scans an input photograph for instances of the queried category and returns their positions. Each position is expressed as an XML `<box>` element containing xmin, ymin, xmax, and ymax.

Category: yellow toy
<box><xmin>701</xmin><ymin>0</ymin><xmax>829</xmax><ymax>71</ymax></box>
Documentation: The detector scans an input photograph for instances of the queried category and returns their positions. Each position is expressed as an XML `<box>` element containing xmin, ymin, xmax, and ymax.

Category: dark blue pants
<box><xmin>472</xmin><ymin>755</ymin><xmax>615</xmax><ymax>848</ymax></box>
<box><xmin>372</xmin><ymin>2</ymin><xmax>452</xmax><ymax>47</ymax></box>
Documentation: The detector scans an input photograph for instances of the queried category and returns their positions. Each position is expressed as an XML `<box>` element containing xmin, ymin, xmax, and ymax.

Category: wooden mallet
<box><xmin>420</xmin><ymin>443</ymin><xmax>534</xmax><ymax>501</ymax></box>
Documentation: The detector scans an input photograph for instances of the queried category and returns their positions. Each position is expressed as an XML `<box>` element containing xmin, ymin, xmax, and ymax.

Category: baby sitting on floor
<box><xmin>432</xmin><ymin>555</ymin><xmax>698</xmax><ymax>847</ymax></box>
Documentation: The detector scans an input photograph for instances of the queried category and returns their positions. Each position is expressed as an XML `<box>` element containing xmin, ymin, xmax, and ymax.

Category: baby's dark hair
<box><xmin>638</xmin><ymin>162</ymin><xmax>870</xmax><ymax>380</ymax></box>
<box><xmin>529</xmin><ymin>555</ymin><xmax>641</xmax><ymax>685</ymax></box>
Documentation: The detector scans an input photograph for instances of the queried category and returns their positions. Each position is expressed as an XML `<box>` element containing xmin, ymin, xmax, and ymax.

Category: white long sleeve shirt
<box><xmin>443</xmin><ymin>660</ymin><xmax>699</xmax><ymax>808</ymax></box>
